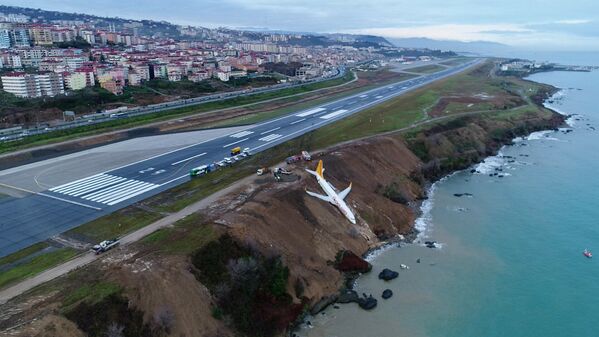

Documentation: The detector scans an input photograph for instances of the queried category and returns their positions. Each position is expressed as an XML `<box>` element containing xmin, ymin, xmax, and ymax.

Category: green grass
<box><xmin>66</xmin><ymin>207</ymin><xmax>163</xmax><ymax>243</ymax></box>
<box><xmin>0</xmin><ymin>71</ymin><xmax>356</xmax><ymax>155</ymax></box>
<box><xmin>0</xmin><ymin>60</ymin><xmax>554</xmax><ymax>288</ymax></box>
<box><xmin>62</xmin><ymin>281</ymin><xmax>122</xmax><ymax>309</ymax></box>
<box><xmin>0</xmin><ymin>242</ymin><xmax>49</xmax><ymax>267</ymax></box>
<box><xmin>0</xmin><ymin>248</ymin><xmax>78</xmax><ymax>289</ymax></box>
<box><xmin>407</xmin><ymin>64</ymin><xmax>446</xmax><ymax>74</ymax></box>
<box><xmin>143</xmin><ymin>213</ymin><xmax>219</xmax><ymax>254</ymax></box>
<box><xmin>204</xmin><ymin>74</ymin><xmax>416</xmax><ymax>129</ymax></box>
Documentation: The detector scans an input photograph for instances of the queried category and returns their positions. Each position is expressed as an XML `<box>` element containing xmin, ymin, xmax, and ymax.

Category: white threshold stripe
<box><xmin>49</xmin><ymin>173</ymin><xmax>103</xmax><ymax>191</ymax></box>
<box><xmin>63</xmin><ymin>176</ymin><xmax>126</xmax><ymax>196</ymax></box>
<box><xmin>290</xmin><ymin>118</ymin><xmax>306</xmax><ymax>125</ymax></box>
<box><xmin>82</xmin><ymin>180</ymin><xmax>146</xmax><ymax>200</ymax></box>
<box><xmin>94</xmin><ymin>182</ymin><xmax>155</xmax><ymax>204</ymax></box>
<box><xmin>171</xmin><ymin>152</ymin><xmax>207</xmax><ymax>166</ymax></box>
<box><xmin>222</xmin><ymin>137</ymin><xmax>249</xmax><ymax>148</ymax></box>
<box><xmin>320</xmin><ymin>109</ymin><xmax>348</xmax><ymax>120</ymax></box>
<box><xmin>0</xmin><ymin>181</ymin><xmax>102</xmax><ymax>211</ymax></box>
<box><xmin>376</xmin><ymin>95</ymin><xmax>383</xmax><ymax>98</ymax></box>
<box><xmin>102</xmin><ymin>184</ymin><xmax>156</xmax><ymax>205</ymax></box>
<box><xmin>296</xmin><ymin>107</ymin><xmax>325</xmax><ymax>117</ymax></box>
<box><xmin>359</xmin><ymin>94</ymin><xmax>368</xmax><ymax>98</ymax></box>
<box><xmin>106</xmin><ymin>185</ymin><xmax>160</xmax><ymax>206</ymax></box>
<box><xmin>100</xmin><ymin>181</ymin><xmax>156</xmax><ymax>201</ymax></box>
<box><xmin>260</xmin><ymin>127</ymin><xmax>280</xmax><ymax>135</ymax></box>
<box><xmin>61</xmin><ymin>176</ymin><xmax>125</xmax><ymax>196</ymax></box>
<box><xmin>84</xmin><ymin>180</ymin><xmax>156</xmax><ymax>205</ymax></box>
<box><xmin>51</xmin><ymin>174</ymin><xmax>113</xmax><ymax>193</ymax></box>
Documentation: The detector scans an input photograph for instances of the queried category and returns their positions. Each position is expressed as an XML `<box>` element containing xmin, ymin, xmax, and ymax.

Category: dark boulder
<box><xmin>382</xmin><ymin>289</ymin><xmax>393</xmax><ymax>299</ymax></box>
<box><xmin>310</xmin><ymin>295</ymin><xmax>338</xmax><ymax>315</ymax></box>
<box><xmin>337</xmin><ymin>289</ymin><xmax>360</xmax><ymax>304</ymax></box>
<box><xmin>357</xmin><ymin>294</ymin><xmax>378</xmax><ymax>310</ymax></box>
<box><xmin>425</xmin><ymin>241</ymin><xmax>437</xmax><ymax>248</ymax></box>
<box><xmin>378</xmin><ymin>268</ymin><xmax>399</xmax><ymax>281</ymax></box>
<box><xmin>335</xmin><ymin>250</ymin><xmax>372</xmax><ymax>273</ymax></box>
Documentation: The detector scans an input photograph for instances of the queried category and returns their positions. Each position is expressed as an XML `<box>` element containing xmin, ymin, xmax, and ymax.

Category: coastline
<box><xmin>295</xmin><ymin>74</ymin><xmax>567</xmax><ymax>335</ymax></box>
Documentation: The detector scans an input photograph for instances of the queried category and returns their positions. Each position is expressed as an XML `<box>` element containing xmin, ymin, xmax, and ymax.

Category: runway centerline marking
<box><xmin>171</xmin><ymin>152</ymin><xmax>207</xmax><ymax>166</ymax></box>
<box><xmin>260</xmin><ymin>127</ymin><xmax>281</xmax><ymax>135</ymax></box>
<box><xmin>290</xmin><ymin>118</ymin><xmax>306</xmax><ymax>125</ymax></box>
<box><xmin>222</xmin><ymin>138</ymin><xmax>249</xmax><ymax>148</ymax></box>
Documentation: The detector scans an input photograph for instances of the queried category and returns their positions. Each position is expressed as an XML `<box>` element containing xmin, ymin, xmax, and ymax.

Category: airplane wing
<box><xmin>338</xmin><ymin>182</ymin><xmax>352</xmax><ymax>200</ymax></box>
<box><xmin>306</xmin><ymin>190</ymin><xmax>332</xmax><ymax>202</ymax></box>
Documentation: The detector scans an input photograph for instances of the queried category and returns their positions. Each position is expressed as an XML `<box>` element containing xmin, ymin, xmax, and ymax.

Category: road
<box><xmin>0</xmin><ymin>66</ymin><xmax>345</xmax><ymax>142</ymax></box>
<box><xmin>0</xmin><ymin>59</ymin><xmax>480</xmax><ymax>305</ymax></box>
<box><xmin>0</xmin><ymin>59</ymin><xmax>479</xmax><ymax>258</ymax></box>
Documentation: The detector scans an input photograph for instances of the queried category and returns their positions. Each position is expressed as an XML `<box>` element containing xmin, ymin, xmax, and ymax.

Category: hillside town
<box><xmin>0</xmin><ymin>8</ymin><xmax>419</xmax><ymax>99</ymax></box>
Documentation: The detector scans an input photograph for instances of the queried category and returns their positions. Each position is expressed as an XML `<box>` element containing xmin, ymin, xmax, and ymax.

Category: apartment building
<box><xmin>29</xmin><ymin>26</ymin><xmax>53</xmax><ymax>46</ymax></box>
<box><xmin>0</xmin><ymin>30</ymin><xmax>10</xmax><ymax>49</ymax></box>
<box><xmin>1</xmin><ymin>72</ymin><xmax>64</xmax><ymax>98</ymax></box>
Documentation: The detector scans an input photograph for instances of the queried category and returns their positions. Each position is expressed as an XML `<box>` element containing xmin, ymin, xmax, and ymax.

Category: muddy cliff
<box><xmin>1</xmin><ymin>107</ymin><xmax>564</xmax><ymax>337</ymax></box>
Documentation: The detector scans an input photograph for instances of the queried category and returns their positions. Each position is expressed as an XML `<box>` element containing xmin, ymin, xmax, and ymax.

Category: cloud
<box><xmin>220</xmin><ymin>0</ymin><xmax>330</xmax><ymax>18</ymax></box>
<box><xmin>553</xmin><ymin>19</ymin><xmax>591</xmax><ymax>25</ymax></box>
<box><xmin>347</xmin><ymin>24</ymin><xmax>533</xmax><ymax>42</ymax></box>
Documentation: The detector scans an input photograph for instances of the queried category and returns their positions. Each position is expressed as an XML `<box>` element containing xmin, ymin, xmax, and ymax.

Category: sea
<box><xmin>298</xmin><ymin>52</ymin><xmax>599</xmax><ymax>337</ymax></box>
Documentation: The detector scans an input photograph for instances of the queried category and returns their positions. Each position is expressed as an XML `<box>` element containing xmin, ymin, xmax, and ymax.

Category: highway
<box><xmin>0</xmin><ymin>59</ymin><xmax>479</xmax><ymax>257</ymax></box>
<box><xmin>0</xmin><ymin>66</ymin><xmax>344</xmax><ymax>142</ymax></box>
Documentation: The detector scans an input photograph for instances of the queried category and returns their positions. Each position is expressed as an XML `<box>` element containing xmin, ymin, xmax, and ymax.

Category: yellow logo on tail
<box><xmin>316</xmin><ymin>160</ymin><xmax>324</xmax><ymax>178</ymax></box>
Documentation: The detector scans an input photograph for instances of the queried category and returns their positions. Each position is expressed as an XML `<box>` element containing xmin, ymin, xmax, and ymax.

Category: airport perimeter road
<box><xmin>0</xmin><ymin>60</ymin><xmax>479</xmax><ymax>257</ymax></box>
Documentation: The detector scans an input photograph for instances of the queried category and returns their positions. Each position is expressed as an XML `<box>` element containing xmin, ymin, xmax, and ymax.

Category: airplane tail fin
<box><xmin>306</xmin><ymin>160</ymin><xmax>325</xmax><ymax>178</ymax></box>
<box><xmin>315</xmin><ymin>160</ymin><xmax>324</xmax><ymax>178</ymax></box>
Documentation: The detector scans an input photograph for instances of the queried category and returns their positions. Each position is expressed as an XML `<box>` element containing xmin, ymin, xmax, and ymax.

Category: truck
<box><xmin>92</xmin><ymin>239</ymin><xmax>120</xmax><ymax>254</ymax></box>
<box><xmin>286</xmin><ymin>155</ymin><xmax>302</xmax><ymax>164</ymax></box>
<box><xmin>257</xmin><ymin>167</ymin><xmax>271</xmax><ymax>175</ymax></box>
<box><xmin>190</xmin><ymin>164</ymin><xmax>215</xmax><ymax>177</ymax></box>
<box><xmin>301</xmin><ymin>151</ymin><xmax>312</xmax><ymax>161</ymax></box>
<box><xmin>231</xmin><ymin>147</ymin><xmax>242</xmax><ymax>156</ymax></box>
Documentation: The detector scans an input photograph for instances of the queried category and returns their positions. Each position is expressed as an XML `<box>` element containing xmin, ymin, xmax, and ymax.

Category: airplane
<box><xmin>306</xmin><ymin>160</ymin><xmax>356</xmax><ymax>224</ymax></box>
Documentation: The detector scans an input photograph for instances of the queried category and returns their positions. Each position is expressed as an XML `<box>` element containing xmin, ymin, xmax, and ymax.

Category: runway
<box><xmin>0</xmin><ymin>59</ymin><xmax>479</xmax><ymax>257</ymax></box>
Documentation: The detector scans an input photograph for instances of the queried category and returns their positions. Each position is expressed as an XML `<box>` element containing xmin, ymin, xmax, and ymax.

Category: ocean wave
<box><xmin>526</xmin><ymin>130</ymin><xmax>560</xmax><ymax>141</ymax></box>
<box><xmin>473</xmin><ymin>151</ymin><xmax>506</xmax><ymax>174</ymax></box>
<box><xmin>414</xmin><ymin>183</ymin><xmax>437</xmax><ymax>241</ymax></box>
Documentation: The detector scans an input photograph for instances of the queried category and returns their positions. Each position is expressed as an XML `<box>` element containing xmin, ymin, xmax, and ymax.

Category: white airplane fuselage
<box><xmin>314</xmin><ymin>175</ymin><xmax>356</xmax><ymax>224</ymax></box>
<box><xmin>306</xmin><ymin>160</ymin><xmax>356</xmax><ymax>224</ymax></box>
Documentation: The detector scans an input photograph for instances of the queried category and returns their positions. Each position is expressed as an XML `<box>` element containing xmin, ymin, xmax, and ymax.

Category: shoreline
<box><xmin>294</xmin><ymin>74</ymin><xmax>568</xmax><ymax>335</ymax></box>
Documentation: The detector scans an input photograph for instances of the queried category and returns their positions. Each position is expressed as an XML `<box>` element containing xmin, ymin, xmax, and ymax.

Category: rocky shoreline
<box><xmin>291</xmin><ymin>82</ymin><xmax>565</xmax><ymax>333</ymax></box>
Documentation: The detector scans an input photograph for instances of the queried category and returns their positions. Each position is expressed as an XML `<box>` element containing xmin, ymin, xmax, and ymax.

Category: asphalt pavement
<box><xmin>0</xmin><ymin>59</ymin><xmax>479</xmax><ymax>257</ymax></box>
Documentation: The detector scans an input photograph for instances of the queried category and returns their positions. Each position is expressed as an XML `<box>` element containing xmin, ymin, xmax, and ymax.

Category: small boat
<box><xmin>583</xmin><ymin>249</ymin><xmax>593</xmax><ymax>258</ymax></box>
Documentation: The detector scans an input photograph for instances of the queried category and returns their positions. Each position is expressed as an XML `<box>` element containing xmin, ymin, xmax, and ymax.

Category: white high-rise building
<box><xmin>0</xmin><ymin>30</ymin><xmax>10</xmax><ymax>49</ymax></box>
<box><xmin>1</xmin><ymin>72</ymin><xmax>64</xmax><ymax>98</ymax></box>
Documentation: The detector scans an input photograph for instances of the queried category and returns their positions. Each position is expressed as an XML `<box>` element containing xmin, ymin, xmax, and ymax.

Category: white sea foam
<box><xmin>414</xmin><ymin>183</ymin><xmax>438</xmax><ymax>241</ymax></box>
<box><xmin>473</xmin><ymin>151</ymin><xmax>506</xmax><ymax>174</ymax></box>
<box><xmin>526</xmin><ymin>130</ymin><xmax>559</xmax><ymax>141</ymax></box>
<box><xmin>543</xmin><ymin>89</ymin><xmax>579</xmax><ymax>127</ymax></box>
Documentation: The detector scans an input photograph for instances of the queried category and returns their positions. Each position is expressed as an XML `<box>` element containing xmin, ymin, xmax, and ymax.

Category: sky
<box><xmin>6</xmin><ymin>0</ymin><xmax>599</xmax><ymax>51</ymax></box>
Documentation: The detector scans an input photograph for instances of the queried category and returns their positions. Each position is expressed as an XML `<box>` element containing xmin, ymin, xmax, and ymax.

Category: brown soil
<box><xmin>1</xmin><ymin>105</ymin><xmax>565</xmax><ymax>336</ymax></box>
<box><xmin>105</xmin><ymin>253</ymin><xmax>233</xmax><ymax>337</ymax></box>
